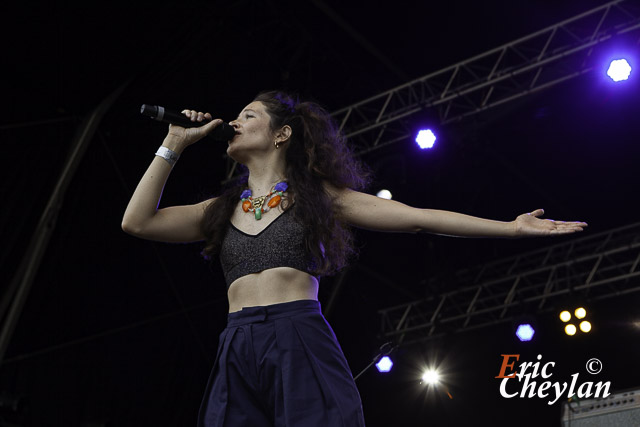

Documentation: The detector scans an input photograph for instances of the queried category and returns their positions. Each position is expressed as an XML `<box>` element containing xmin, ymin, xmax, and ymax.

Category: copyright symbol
<box><xmin>586</xmin><ymin>358</ymin><xmax>602</xmax><ymax>374</ymax></box>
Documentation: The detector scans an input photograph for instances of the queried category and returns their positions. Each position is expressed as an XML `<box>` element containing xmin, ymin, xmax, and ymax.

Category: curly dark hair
<box><xmin>200</xmin><ymin>90</ymin><xmax>372</xmax><ymax>277</ymax></box>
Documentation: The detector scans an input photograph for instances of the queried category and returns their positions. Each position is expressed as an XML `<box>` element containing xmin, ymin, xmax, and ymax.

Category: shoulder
<box><xmin>322</xmin><ymin>180</ymin><xmax>365</xmax><ymax>215</ymax></box>
<box><xmin>323</xmin><ymin>180</ymin><xmax>370</xmax><ymax>203</ymax></box>
<box><xmin>322</xmin><ymin>180</ymin><xmax>424</xmax><ymax>232</ymax></box>
<box><xmin>199</xmin><ymin>196</ymin><xmax>218</xmax><ymax>212</ymax></box>
<box><xmin>322</xmin><ymin>180</ymin><xmax>350</xmax><ymax>199</ymax></box>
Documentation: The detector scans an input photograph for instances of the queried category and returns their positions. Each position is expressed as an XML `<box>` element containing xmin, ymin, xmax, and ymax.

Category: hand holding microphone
<box><xmin>140</xmin><ymin>104</ymin><xmax>236</xmax><ymax>149</ymax></box>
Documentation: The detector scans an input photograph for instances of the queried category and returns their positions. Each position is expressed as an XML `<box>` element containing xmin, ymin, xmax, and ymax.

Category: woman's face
<box><xmin>227</xmin><ymin>101</ymin><xmax>274</xmax><ymax>161</ymax></box>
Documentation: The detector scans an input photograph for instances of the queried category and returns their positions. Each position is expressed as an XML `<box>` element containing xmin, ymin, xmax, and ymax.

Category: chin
<box><xmin>227</xmin><ymin>145</ymin><xmax>248</xmax><ymax>165</ymax></box>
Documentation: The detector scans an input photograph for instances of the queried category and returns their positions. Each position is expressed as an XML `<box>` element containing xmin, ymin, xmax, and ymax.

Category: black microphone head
<box><xmin>140</xmin><ymin>104</ymin><xmax>160</xmax><ymax>119</ymax></box>
<box><xmin>210</xmin><ymin>122</ymin><xmax>237</xmax><ymax>141</ymax></box>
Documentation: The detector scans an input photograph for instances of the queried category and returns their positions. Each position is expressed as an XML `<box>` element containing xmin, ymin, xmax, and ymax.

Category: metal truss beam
<box><xmin>224</xmin><ymin>0</ymin><xmax>640</xmax><ymax>180</ymax></box>
<box><xmin>332</xmin><ymin>0</ymin><xmax>640</xmax><ymax>156</ymax></box>
<box><xmin>378</xmin><ymin>222</ymin><xmax>640</xmax><ymax>346</ymax></box>
<box><xmin>0</xmin><ymin>83</ymin><xmax>129</xmax><ymax>364</ymax></box>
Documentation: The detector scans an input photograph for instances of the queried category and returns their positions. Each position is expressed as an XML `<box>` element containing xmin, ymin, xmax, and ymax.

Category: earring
<box><xmin>274</xmin><ymin>140</ymin><xmax>280</xmax><ymax>149</ymax></box>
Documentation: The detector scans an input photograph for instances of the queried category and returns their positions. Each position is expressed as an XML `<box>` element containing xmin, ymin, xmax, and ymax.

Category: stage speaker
<box><xmin>561</xmin><ymin>388</ymin><xmax>639</xmax><ymax>426</ymax></box>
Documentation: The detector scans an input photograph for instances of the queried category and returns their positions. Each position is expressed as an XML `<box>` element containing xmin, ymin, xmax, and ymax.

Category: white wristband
<box><xmin>155</xmin><ymin>146</ymin><xmax>180</xmax><ymax>167</ymax></box>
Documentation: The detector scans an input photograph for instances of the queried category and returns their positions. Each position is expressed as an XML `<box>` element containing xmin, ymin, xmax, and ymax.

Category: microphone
<box><xmin>140</xmin><ymin>104</ymin><xmax>236</xmax><ymax>141</ymax></box>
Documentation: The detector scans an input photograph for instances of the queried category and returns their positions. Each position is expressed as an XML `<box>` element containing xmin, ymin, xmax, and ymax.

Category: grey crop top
<box><xmin>219</xmin><ymin>205</ymin><xmax>318</xmax><ymax>288</ymax></box>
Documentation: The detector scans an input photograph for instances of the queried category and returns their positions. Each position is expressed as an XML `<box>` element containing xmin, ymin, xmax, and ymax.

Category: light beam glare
<box><xmin>375</xmin><ymin>356</ymin><xmax>393</xmax><ymax>373</ymax></box>
<box><xmin>515</xmin><ymin>324</ymin><xmax>535</xmax><ymax>342</ymax></box>
<box><xmin>579</xmin><ymin>321</ymin><xmax>592</xmax><ymax>333</ymax></box>
<box><xmin>415</xmin><ymin>129</ymin><xmax>436</xmax><ymax>149</ymax></box>
<box><xmin>421</xmin><ymin>369</ymin><xmax>440</xmax><ymax>385</ymax></box>
<box><xmin>607</xmin><ymin>59</ymin><xmax>632</xmax><ymax>82</ymax></box>
<box><xmin>376</xmin><ymin>189</ymin><xmax>392</xmax><ymax>200</ymax></box>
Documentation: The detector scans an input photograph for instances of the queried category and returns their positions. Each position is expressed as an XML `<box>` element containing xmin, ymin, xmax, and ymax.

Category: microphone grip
<box><xmin>140</xmin><ymin>104</ymin><xmax>236</xmax><ymax>141</ymax></box>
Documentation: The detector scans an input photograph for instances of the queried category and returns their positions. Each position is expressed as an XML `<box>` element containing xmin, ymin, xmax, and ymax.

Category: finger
<box><xmin>557</xmin><ymin>225</ymin><xmax>584</xmax><ymax>231</ymax></box>
<box><xmin>196</xmin><ymin>111</ymin><xmax>205</xmax><ymax>122</ymax></box>
<box><xmin>552</xmin><ymin>227</ymin><xmax>585</xmax><ymax>235</ymax></box>
<box><xmin>554</xmin><ymin>223</ymin><xmax>586</xmax><ymax>233</ymax></box>
<box><xmin>204</xmin><ymin>112</ymin><xmax>212</xmax><ymax>120</ymax></box>
<box><xmin>201</xmin><ymin>118</ymin><xmax>223</xmax><ymax>134</ymax></box>
<box><xmin>552</xmin><ymin>220</ymin><xmax>588</xmax><ymax>226</ymax></box>
<box><xmin>190</xmin><ymin>110</ymin><xmax>198</xmax><ymax>121</ymax></box>
<box><xmin>530</xmin><ymin>209</ymin><xmax>544</xmax><ymax>217</ymax></box>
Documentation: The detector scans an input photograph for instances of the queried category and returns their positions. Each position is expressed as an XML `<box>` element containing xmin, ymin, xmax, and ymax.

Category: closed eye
<box><xmin>236</xmin><ymin>114</ymin><xmax>254</xmax><ymax>120</ymax></box>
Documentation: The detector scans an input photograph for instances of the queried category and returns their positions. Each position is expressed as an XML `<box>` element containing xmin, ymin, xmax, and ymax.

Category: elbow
<box><xmin>413</xmin><ymin>209</ymin><xmax>430</xmax><ymax>234</ymax></box>
<box><xmin>121</xmin><ymin>218</ymin><xmax>142</xmax><ymax>236</ymax></box>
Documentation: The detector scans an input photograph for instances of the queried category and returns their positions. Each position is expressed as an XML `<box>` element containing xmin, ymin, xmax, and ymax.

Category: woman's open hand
<box><xmin>514</xmin><ymin>209</ymin><xmax>588</xmax><ymax>237</ymax></box>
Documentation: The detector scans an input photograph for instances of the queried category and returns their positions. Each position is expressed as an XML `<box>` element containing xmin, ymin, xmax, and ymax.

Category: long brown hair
<box><xmin>200</xmin><ymin>91</ymin><xmax>372</xmax><ymax>277</ymax></box>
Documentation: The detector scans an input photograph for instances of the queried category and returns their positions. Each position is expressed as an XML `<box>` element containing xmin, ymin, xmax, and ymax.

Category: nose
<box><xmin>229</xmin><ymin>119</ymin><xmax>240</xmax><ymax>130</ymax></box>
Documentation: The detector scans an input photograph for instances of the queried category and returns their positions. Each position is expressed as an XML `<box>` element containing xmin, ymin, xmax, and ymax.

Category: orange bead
<box><xmin>267</xmin><ymin>194</ymin><xmax>281</xmax><ymax>208</ymax></box>
<box><xmin>242</xmin><ymin>200</ymin><xmax>252</xmax><ymax>212</ymax></box>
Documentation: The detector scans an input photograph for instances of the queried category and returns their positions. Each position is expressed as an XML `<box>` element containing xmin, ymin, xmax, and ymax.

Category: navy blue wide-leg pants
<box><xmin>197</xmin><ymin>299</ymin><xmax>366</xmax><ymax>427</ymax></box>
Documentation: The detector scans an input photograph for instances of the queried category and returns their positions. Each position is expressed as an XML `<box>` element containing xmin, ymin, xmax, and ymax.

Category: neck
<box><xmin>246</xmin><ymin>166</ymin><xmax>287</xmax><ymax>195</ymax></box>
<box><xmin>239</xmin><ymin>146</ymin><xmax>288</xmax><ymax>195</ymax></box>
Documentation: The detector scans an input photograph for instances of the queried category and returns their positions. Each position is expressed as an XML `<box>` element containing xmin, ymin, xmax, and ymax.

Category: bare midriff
<box><xmin>227</xmin><ymin>267</ymin><xmax>319</xmax><ymax>313</ymax></box>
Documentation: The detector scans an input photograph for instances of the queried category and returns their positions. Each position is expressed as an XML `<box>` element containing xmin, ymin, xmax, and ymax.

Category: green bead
<box><xmin>255</xmin><ymin>209</ymin><xmax>262</xmax><ymax>220</ymax></box>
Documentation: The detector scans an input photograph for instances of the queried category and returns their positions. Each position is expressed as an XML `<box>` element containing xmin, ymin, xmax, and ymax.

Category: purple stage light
<box><xmin>607</xmin><ymin>59</ymin><xmax>632</xmax><ymax>82</ymax></box>
<box><xmin>415</xmin><ymin>129</ymin><xmax>436</xmax><ymax>149</ymax></box>
<box><xmin>376</xmin><ymin>356</ymin><xmax>393</xmax><ymax>373</ymax></box>
<box><xmin>516</xmin><ymin>324</ymin><xmax>535</xmax><ymax>342</ymax></box>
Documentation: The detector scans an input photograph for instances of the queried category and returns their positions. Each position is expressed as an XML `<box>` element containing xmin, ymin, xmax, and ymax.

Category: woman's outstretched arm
<box><xmin>326</xmin><ymin>185</ymin><xmax>587</xmax><ymax>238</ymax></box>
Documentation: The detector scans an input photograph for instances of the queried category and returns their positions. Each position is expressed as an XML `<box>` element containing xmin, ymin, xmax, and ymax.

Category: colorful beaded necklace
<box><xmin>240</xmin><ymin>181</ymin><xmax>288</xmax><ymax>220</ymax></box>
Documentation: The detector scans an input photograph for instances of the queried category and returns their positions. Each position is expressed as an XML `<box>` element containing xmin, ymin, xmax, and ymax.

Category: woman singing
<box><xmin>122</xmin><ymin>91</ymin><xmax>587</xmax><ymax>426</ymax></box>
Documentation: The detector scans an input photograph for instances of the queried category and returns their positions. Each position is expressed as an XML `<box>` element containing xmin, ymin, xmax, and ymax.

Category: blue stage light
<box><xmin>515</xmin><ymin>324</ymin><xmax>535</xmax><ymax>342</ymax></box>
<box><xmin>607</xmin><ymin>59</ymin><xmax>632</xmax><ymax>82</ymax></box>
<box><xmin>376</xmin><ymin>356</ymin><xmax>393</xmax><ymax>373</ymax></box>
<box><xmin>415</xmin><ymin>129</ymin><xmax>436</xmax><ymax>149</ymax></box>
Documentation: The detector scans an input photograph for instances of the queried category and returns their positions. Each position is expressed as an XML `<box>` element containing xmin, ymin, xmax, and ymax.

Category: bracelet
<box><xmin>155</xmin><ymin>146</ymin><xmax>180</xmax><ymax>167</ymax></box>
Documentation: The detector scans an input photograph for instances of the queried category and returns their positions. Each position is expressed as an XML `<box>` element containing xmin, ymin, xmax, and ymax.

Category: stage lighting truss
<box><xmin>223</xmin><ymin>0</ymin><xmax>640</xmax><ymax>180</ymax></box>
<box><xmin>378</xmin><ymin>221</ymin><xmax>640</xmax><ymax>346</ymax></box>
<box><xmin>330</xmin><ymin>0</ymin><xmax>640</xmax><ymax>157</ymax></box>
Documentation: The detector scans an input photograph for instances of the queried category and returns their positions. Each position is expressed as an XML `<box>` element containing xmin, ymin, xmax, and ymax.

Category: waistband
<box><xmin>227</xmin><ymin>299</ymin><xmax>321</xmax><ymax>327</ymax></box>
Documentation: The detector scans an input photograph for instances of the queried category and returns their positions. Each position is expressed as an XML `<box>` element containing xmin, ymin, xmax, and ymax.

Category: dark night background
<box><xmin>1</xmin><ymin>1</ymin><xmax>639</xmax><ymax>426</ymax></box>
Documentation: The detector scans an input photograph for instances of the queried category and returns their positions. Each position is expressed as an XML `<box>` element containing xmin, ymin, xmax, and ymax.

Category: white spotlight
<box><xmin>421</xmin><ymin>369</ymin><xmax>440</xmax><ymax>385</ymax></box>
<box><xmin>375</xmin><ymin>356</ymin><xmax>393</xmax><ymax>373</ymax></box>
<box><xmin>415</xmin><ymin>129</ymin><xmax>436</xmax><ymax>149</ymax></box>
<box><xmin>607</xmin><ymin>59</ymin><xmax>632</xmax><ymax>82</ymax></box>
<box><xmin>376</xmin><ymin>189</ymin><xmax>392</xmax><ymax>200</ymax></box>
